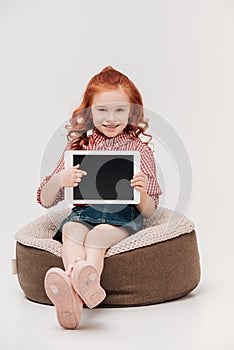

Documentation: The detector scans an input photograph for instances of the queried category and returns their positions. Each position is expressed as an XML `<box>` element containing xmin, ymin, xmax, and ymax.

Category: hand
<box><xmin>60</xmin><ymin>164</ymin><xmax>87</xmax><ymax>187</ymax></box>
<box><xmin>130</xmin><ymin>172</ymin><xmax>148</xmax><ymax>193</ymax></box>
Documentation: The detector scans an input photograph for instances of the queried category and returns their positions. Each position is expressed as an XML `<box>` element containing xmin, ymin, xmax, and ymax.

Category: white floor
<box><xmin>1</xmin><ymin>204</ymin><xmax>234</xmax><ymax>350</ymax></box>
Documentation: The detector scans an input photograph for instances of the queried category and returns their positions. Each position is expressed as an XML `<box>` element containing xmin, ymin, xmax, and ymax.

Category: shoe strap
<box><xmin>66</xmin><ymin>257</ymin><xmax>82</xmax><ymax>277</ymax></box>
<box><xmin>66</xmin><ymin>264</ymin><xmax>74</xmax><ymax>277</ymax></box>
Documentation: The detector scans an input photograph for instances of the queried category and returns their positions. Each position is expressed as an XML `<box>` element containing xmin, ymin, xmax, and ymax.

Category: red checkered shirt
<box><xmin>36</xmin><ymin>129</ymin><xmax>163</xmax><ymax>209</ymax></box>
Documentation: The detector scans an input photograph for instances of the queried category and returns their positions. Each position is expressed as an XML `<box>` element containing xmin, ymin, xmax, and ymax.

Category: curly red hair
<box><xmin>66</xmin><ymin>66</ymin><xmax>152</xmax><ymax>150</ymax></box>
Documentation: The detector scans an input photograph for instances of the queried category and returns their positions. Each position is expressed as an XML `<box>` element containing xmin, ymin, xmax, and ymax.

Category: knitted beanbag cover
<box><xmin>15</xmin><ymin>207</ymin><xmax>201</xmax><ymax>307</ymax></box>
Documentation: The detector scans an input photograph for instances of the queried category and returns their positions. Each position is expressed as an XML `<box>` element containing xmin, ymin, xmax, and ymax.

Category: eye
<box><xmin>116</xmin><ymin>108</ymin><xmax>125</xmax><ymax>112</ymax></box>
<box><xmin>98</xmin><ymin>108</ymin><xmax>107</xmax><ymax>112</ymax></box>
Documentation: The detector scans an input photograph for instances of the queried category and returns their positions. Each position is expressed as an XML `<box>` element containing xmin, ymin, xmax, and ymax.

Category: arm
<box><xmin>37</xmin><ymin>146</ymin><xmax>87</xmax><ymax>209</ymax></box>
<box><xmin>39</xmin><ymin>172</ymin><xmax>63</xmax><ymax>208</ymax></box>
<box><xmin>36</xmin><ymin>146</ymin><xmax>68</xmax><ymax>208</ymax></box>
<box><xmin>39</xmin><ymin>164</ymin><xmax>87</xmax><ymax>208</ymax></box>
<box><xmin>135</xmin><ymin>189</ymin><xmax>156</xmax><ymax>218</ymax></box>
<box><xmin>131</xmin><ymin>146</ymin><xmax>162</xmax><ymax>218</ymax></box>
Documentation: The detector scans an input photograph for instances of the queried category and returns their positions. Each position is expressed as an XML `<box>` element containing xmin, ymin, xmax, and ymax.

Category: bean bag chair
<box><xmin>14</xmin><ymin>207</ymin><xmax>201</xmax><ymax>307</ymax></box>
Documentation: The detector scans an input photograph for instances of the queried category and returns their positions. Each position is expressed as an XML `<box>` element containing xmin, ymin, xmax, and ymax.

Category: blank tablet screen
<box><xmin>73</xmin><ymin>154</ymin><xmax>134</xmax><ymax>200</ymax></box>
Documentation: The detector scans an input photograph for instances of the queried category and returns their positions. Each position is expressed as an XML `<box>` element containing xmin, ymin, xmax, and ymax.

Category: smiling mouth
<box><xmin>102</xmin><ymin>124</ymin><xmax>120</xmax><ymax>129</ymax></box>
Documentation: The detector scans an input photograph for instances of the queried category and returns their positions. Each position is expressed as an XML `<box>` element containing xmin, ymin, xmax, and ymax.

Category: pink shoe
<box><xmin>70</xmin><ymin>260</ymin><xmax>106</xmax><ymax>309</ymax></box>
<box><xmin>44</xmin><ymin>267</ymin><xmax>83</xmax><ymax>329</ymax></box>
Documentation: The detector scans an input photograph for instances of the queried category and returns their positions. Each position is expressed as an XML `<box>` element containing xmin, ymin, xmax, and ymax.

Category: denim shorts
<box><xmin>53</xmin><ymin>204</ymin><xmax>144</xmax><ymax>243</ymax></box>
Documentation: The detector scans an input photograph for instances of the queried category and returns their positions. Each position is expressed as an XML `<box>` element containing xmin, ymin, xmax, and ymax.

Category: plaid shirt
<box><xmin>36</xmin><ymin>129</ymin><xmax>163</xmax><ymax>208</ymax></box>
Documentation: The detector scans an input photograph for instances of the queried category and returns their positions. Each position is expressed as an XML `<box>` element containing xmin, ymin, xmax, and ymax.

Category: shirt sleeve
<box><xmin>140</xmin><ymin>145</ymin><xmax>163</xmax><ymax>209</ymax></box>
<box><xmin>36</xmin><ymin>144</ymin><xmax>70</xmax><ymax>208</ymax></box>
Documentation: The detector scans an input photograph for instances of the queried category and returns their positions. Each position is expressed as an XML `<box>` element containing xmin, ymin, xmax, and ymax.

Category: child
<box><xmin>36</xmin><ymin>66</ymin><xmax>162</xmax><ymax>329</ymax></box>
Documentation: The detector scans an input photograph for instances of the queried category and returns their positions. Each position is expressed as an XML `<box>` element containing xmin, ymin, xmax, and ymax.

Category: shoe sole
<box><xmin>44</xmin><ymin>268</ymin><xmax>82</xmax><ymax>329</ymax></box>
<box><xmin>71</xmin><ymin>261</ymin><xmax>106</xmax><ymax>309</ymax></box>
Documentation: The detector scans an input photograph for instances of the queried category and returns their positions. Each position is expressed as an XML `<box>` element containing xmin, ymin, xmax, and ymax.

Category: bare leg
<box><xmin>62</xmin><ymin>222</ymin><xmax>91</xmax><ymax>270</ymax></box>
<box><xmin>84</xmin><ymin>224</ymin><xmax>129</xmax><ymax>274</ymax></box>
<box><xmin>65</xmin><ymin>224</ymin><xmax>129</xmax><ymax>308</ymax></box>
<box><xmin>84</xmin><ymin>247</ymin><xmax>106</xmax><ymax>275</ymax></box>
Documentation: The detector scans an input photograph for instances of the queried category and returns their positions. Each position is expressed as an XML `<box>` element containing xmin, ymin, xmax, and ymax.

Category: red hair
<box><xmin>66</xmin><ymin>66</ymin><xmax>152</xmax><ymax>150</ymax></box>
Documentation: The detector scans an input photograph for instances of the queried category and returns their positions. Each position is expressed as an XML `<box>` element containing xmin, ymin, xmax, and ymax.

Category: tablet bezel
<box><xmin>64</xmin><ymin>150</ymin><xmax>140</xmax><ymax>205</ymax></box>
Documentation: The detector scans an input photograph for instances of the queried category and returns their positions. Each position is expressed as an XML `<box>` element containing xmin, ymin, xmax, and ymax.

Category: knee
<box><xmin>84</xmin><ymin>224</ymin><xmax>114</xmax><ymax>249</ymax></box>
<box><xmin>62</xmin><ymin>221</ymin><xmax>87</xmax><ymax>245</ymax></box>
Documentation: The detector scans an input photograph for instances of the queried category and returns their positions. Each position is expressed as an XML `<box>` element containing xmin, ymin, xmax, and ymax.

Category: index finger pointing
<box><xmin>79</xmin><ymin>169</ymin><xmax>87</xmax><ymax>176</ymax></box>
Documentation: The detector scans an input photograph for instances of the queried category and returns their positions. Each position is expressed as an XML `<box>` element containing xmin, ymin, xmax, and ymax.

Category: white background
<box><xmin>0</xmin><ymin>0</ymin><xmax>234</xmax><ymax>349</ymax></box>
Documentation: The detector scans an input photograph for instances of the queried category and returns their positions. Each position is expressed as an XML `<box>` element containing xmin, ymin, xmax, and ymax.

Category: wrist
<box><xmin>140</xmin><ymin>190</ymin><xmax>148</xmax><ymax>202</ymax></box>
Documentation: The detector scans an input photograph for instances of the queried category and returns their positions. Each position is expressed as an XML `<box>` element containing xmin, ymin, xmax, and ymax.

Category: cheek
<box><xmin>123</xmin><ymin>114</ymin><xmax>130</xmax><ymax>125</ymax></box>
<box><xmin>117</xmin><ymin>112</ymin><xmax>129</xmax><ymax>122</ymax></box>
<box><xmin>92</xmin><ymin>114</ymin><xmax>104</xmax><ymax>126</ymax></box>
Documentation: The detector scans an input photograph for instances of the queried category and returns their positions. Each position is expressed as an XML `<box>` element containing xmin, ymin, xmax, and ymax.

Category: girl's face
<box><xmin>91</xmin><ymin>88</ymin><xmax>131</xmax><ymax>138</ymax></box>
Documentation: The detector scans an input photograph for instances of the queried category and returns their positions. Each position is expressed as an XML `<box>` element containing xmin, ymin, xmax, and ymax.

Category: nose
<box><xmin>106</xmin><ymin>111</ymin><xmax>116</xmax><ymax>122</ymax></box>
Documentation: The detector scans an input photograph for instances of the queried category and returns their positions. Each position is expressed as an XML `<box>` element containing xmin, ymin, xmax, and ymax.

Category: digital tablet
<box><xmin>64</xmin><ymin>150</ymin><xmax>140</xmax><ymax>204</ymax></box>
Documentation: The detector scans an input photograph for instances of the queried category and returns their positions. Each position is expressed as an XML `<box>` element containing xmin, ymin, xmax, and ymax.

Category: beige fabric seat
<box><xmin>15</xmin><ymin>207</ymin><xmax>201</xmax><ymax>307</ymax></box>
